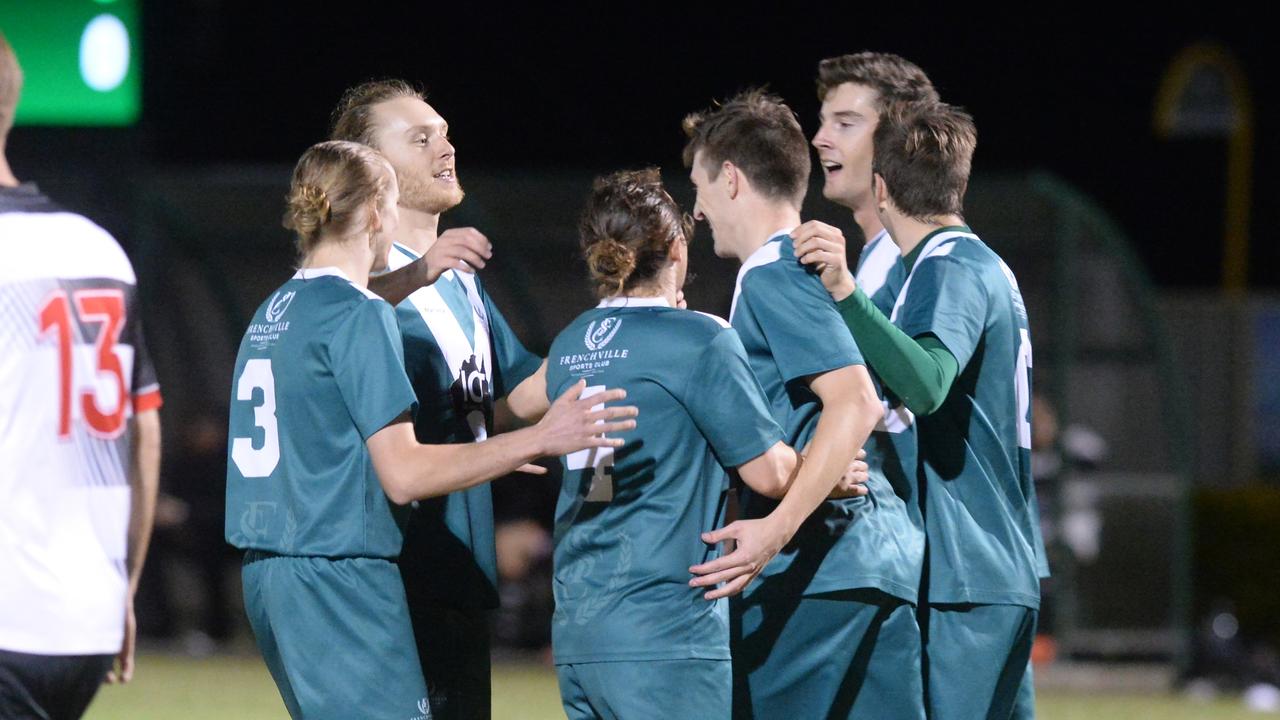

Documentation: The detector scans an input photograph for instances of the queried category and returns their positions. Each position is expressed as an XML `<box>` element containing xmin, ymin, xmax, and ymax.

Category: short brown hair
<box><xmin>0</xmin><ymin>31</ymin><xmax>23</xmax><ymax>137</ymax></box>
<box><xmin>681</xmin><ymin>89</ymin><xmax>810</xmax><ymax>207</ymax></box>
<box><xmin>283</xmin><ymin>140</ymin><xmax>394</xmax><ymax>257</ymax></box>
<box><xmin>330</xmin><ymin>79</ymin><xmax>425</xmax><ymax>149</ymax></box>
<box><xmin>579</xmin><ymin>168</ymin><xmax>693</xmax><ymax>298</ymax></box>
<box><xmin>872</xmin><ymin>102</ymin><xmax>976</xmax><ymax>220</ymax></box>
<box><xmin>816</xmin><ymin>52</ymin><xmax>939</xmax><ymax>110</ymax></box>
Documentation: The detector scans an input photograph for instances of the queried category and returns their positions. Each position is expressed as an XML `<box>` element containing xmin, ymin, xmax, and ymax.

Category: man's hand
<box><xmin>535</xmin><ymin>380</ymin><xmax>638</xmax><ymax>457</ymax></box>
<box><xmin>792</xmin><ymin>221</ymin><xmax>856</xmax><ymax>302</ymax></box>
<box><xmin>829</xmin><ymin>448</ymin><xmax>869</xmax><ymax>499</ymax></box>
<box><xmin>689</xmin><ymin>515</ymin><xmax>795</xmax><ymax>600</ymax></box>
<box><xmin>423</xmin><ymin>228</ymin><xmax>493</xmax><ymax>284</ymax></box>
<box><xmin>105</xmin><ymin>598</ymin><xmax>136</xmax><ymax>684</ymax></box>
<box><xmin>676</xmin><ymin>290</ymin><xmax>688</xmax><ymax>309</ymax></box>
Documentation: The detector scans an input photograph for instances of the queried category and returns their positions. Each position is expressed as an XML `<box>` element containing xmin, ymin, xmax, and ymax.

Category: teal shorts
<box><xmin>731</xmin><ymin>588</ymin><xmax>924</xmax><ymax>720</ymax></box>
<box><xmin>1011</xmin><ymin>661</ymin><xmax>1036</xmax><ymax>719</ymax></box>
<box><xmin>242</xmin><ymin>553</ymin><xmax>429</xmax><ymax>720</ymax></box>
<box><xmin>556</xmin><ymin>659</ymin><xmax>730</xmax><ymax>720</ymax></box>
<box><xmin>921</xmin><ymin>603</ymin><xmax>1037</xmax><ymax>720</ymax></box>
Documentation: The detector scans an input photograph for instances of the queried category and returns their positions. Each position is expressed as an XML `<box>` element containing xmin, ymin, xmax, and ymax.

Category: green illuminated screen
<box><xmin>1</xmin><ymin>0</ymin><xmax>141</xmax><ymax>126</ymax></box>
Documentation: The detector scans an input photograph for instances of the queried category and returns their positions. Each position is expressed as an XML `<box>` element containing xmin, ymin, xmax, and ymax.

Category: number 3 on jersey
<box><xmin>564</xmin><ymin>385</ymin><xmax>615</xmax><ymax>502</ymax></box>
<box><xmin>232</xmin><ymin>358</ymin><xmax>280</xmax><ymax>477</ymax></box>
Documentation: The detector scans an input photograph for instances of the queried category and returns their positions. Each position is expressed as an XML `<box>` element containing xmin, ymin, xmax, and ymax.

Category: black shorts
<box><xmin>0</xmin><ymin>648</ymin><xmax>114</xmax><ymax>720</ymax></box>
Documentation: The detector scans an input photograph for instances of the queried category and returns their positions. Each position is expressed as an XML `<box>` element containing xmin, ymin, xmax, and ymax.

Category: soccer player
<box><xmin>329</xmin><ymin>80</ymin><xmax>546</xmax><ymax>719</ymax></box>
<box><xmin>546</xmin><ymin>168</ymin><xmax>866</xmax><ymax>720</ymax></box>
<box><xmin>225</xmin><ymin>140</ymin><xmax>636</xmax><ymax>719</ymax></box>
<box><xmin>795</xmin><ymin>101</ymin><xmax>1043</xmax><ymax>720</ymax></box>
<box><xmin>809</xmin><ymin>52</ymin><xmax>939</xmax><ymax>315</ymax></box>
<box><xmin>0</xmin><ymin>32</ymin><xmax>162</xmax><ymax>720</ymax></box>
<box><xmin>683</xmin><ymin>90</ymin><xmax>926</xmax><ymax>720</ymax></box>
<box><xmin>806</xmin><ymin>53</ymin><xmax>1046</xmax><ymax>719</ymax></box>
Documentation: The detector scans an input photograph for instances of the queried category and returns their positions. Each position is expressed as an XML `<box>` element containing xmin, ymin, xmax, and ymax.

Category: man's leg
<box><xmin>0</xmin><ymin>649</ymin><xmax>113</xmax><ymax>720</ymax></box>
<box><xmin>409</xmin><ymin>602</ymin><xmax>492</xmax><ymax>720</ymax></box>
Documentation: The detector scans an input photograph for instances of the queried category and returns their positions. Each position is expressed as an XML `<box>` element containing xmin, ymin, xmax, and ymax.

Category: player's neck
<box><xmin>735</xmin><ymin>203</ymin><xmax>802</xmax><ymax>263</ymax></box>
<box><xmin>301</xmin><ymin>239</ymin><xmax>373</xmax><ymax>288</ymax></box>
<box><xmin>389</xmin><ymin>205</ymin><xmax>441</xmax><ymax>256</ymax></box>
<box><xmin>886</xmin><ymin>212</ymin><xmax>967</xmax><ymax>257</ymax></box>
<box><xmin>852</xmin><ymin>204</ymin><xmax>885</xmax><ymax>246</ymax></box>
<box><xmin>626</xmin><ymin>268</ymin><xmax>679</xmax><ymax>307</ymax></box>
<box><xmin>0</xmin><ymin>153</ymin><xmax>18</xmax><ymax>188</ymax></box>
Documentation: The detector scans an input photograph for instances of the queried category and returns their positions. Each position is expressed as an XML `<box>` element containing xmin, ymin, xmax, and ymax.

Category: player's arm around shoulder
<box><xmin>791</xmin><ymin>220</ymin><xmax>857</xmax><ymax>301</ymax></box>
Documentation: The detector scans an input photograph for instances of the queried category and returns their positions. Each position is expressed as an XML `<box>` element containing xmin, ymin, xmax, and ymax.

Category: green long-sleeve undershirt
<box><xmin>834</xmin><ymin>243</ymin><xmax>959</xmax><ymax>416</ymax></box>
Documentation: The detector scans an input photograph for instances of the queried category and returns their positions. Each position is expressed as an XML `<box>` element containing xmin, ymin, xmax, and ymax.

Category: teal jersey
<box><xmin>387</xmin><ymin>243</ymin><xmax>541</xmax><ymax>610</ymax></box>
<box><xmin>225</xmin><ymin>268</ymin><xmax>417</xmax><ymax>558</ymax></box>
<box><xmin>854</xmin><ymin>229</ymin><xmax>926</xmax><ymax>591</ymax></box>
<box><xmin>890</xmin><ymin>227</ymin><xmax>1044</xmax><ymax>608</ymax></box>
<box><xmin>855</xmin><ymin>229</ymin><xmax>907</xmax><ymax>317</ymax></box>
<box><xmin>730</xmin><ymin>231</ymin><xmax>922</xmax><ymax>601</ymax></box>
<box><xmin>546</xmin><ymin>297</ymin><xmax>784</xmax><ymax>663</ymax></box>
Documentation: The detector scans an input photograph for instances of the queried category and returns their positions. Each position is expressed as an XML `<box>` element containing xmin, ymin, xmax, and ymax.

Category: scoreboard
<box><xmin>1</xmin><ymin>0</ymin><xmax>140</xmax><ymax>126</ymax></box>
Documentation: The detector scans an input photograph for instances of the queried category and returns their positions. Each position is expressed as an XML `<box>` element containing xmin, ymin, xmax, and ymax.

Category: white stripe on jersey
<box><xmin>730</xmin><ymin>229</ymin><xmax>790</xmax><ymax>322</ymax></box>
<box><xmin>855</xmin><ymin>230</ymin><xmax>900</xmax><ymax>298</ymax></box>
<box><xmin>0</xmin><ymin>212</ymin><xmax>136</xmax><ymax>285</ymax></box>
<box><xmin>889</xmin><ymin>230</ymin><xmax>977</xmax><ymax>323</ymax></box>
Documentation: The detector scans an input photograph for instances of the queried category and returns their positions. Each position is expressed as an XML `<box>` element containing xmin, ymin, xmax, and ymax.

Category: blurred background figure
<box><xmin>136</xmin><ymin>414</ymin><xmax>235</xmax><ymax>655</ymax></box>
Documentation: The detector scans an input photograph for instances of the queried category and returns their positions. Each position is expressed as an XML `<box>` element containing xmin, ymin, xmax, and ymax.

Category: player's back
<box><xmin>224</xmin><ymin>268</ymin><xmax>411</xmax><ymax>560</ymax></box>
<box><xmin>0</xmin><ymin>185</ymin><xmax>161</xmax><ymax>654</ymax></box>
<box><xmin>545</xmin><ymin>300</ymin><xmax>781</xmax><ymax>664</ymax></box>
<box><xmin>892</xmin><ymin>228</ymin><xmax>1040</xmax><ymax>607</ymax></box>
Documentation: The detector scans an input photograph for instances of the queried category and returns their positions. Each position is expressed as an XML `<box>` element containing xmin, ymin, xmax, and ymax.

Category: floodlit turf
<box><xmin>84</xmin><ymin>653</ymin><xmax>1261</xmax><ymax>719</ymax></box>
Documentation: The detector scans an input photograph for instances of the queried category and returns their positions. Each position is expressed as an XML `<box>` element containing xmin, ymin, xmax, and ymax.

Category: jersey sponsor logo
<box><xmin>409</xmin><ymin>696</ymin><xmax>431</xmax><ymax>719</ymax></box>
<box><xmin>264</xmin><ymin>290</ymin><xmax>296</xmax><ymax>322</ymax></box>
<box><xmin>450</xmin><ymin>354</ymin><xmax>491</xmax><ymax>439</ymax></box>
<box><xmin>583</xmin><ymin>317</ymin><xmax>622</xmax><ymax>350</ymax></box>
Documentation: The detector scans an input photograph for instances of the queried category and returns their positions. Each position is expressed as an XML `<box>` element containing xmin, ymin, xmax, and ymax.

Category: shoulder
<box><xmin>0</xmin><ymin>210</ymin><xmax>135</xmax><ymax>285</ymax></box>
<box><xmin>660</xmin><ymin>308</ymin><xmax>735</xmax><ymax>345</ymax></box>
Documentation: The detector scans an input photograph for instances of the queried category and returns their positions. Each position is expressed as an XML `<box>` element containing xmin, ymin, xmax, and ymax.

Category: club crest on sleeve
<box><xmin>583</xmin><ymin>317</ymin><xmax>622</xmax><ymax>350</ymax></box>
<box><xmin>265</xmin><ymin>291</ymin><xmax>296</xmax><ymax>322</ymax></box>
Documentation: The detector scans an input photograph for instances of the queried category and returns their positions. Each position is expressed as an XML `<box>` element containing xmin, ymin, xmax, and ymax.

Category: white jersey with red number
<box><xmin>0</xmin><ymin>185</ymin><xmax>162</xmax><ymax>655</ymax></box>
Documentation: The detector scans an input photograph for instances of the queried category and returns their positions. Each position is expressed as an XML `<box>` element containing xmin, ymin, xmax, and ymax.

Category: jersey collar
<box><xmin>292</xmin><ymin>266</ymin><xmax>350</xmax><ymax>281</ymax></box>
<box><xmin>596</xmin><ymin>296</ymin><xmax>671</xmax><ymax>308</ymax></box>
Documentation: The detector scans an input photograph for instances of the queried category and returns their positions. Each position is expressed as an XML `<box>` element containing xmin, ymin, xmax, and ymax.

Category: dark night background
<box><xmin>11</xmin><ymin>3</ymin><xmax>1269</xmax><ymax>289</ymax></box>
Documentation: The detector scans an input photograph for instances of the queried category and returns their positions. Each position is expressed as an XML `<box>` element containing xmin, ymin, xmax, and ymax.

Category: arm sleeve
<box><xmin>329</xmin><ymin>300</ymin><xmax>419</xmax><ymax>440</ymax></box>
<box><xmin>835</xmin><ymin>287</ymin><xmax>959</xmax><ymax>415</ymax></box>
<box><xmin>741</xmin><ymin>264</ymin><xmax>863</xmax><ymax>385</ymax></box>
<box><xmin>482</xmin><ymin>285</ymin><xmax>541</xmax><ymax>398</ymax></box>
<box><xmin>124</xmin><ymin>284</ymin><xmax>163</xmax><ymax>413</ymax></box>
<box><xmin>682</xmin><ymin>329</ymin><xmax>785</xmax><ymax>467</ymax></box>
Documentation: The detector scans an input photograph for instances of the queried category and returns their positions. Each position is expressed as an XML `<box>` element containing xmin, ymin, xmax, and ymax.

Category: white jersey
<box><xmin>0</xmin><ymin>184</ymin><xmax>162</xmax><ymax>655</ymax></box>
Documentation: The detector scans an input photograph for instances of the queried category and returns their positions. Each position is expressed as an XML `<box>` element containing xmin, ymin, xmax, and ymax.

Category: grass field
<box><xmin>84</xmin><ymin>653</ymin><xmax>1260</xmax><ymax>720</ymax></box>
